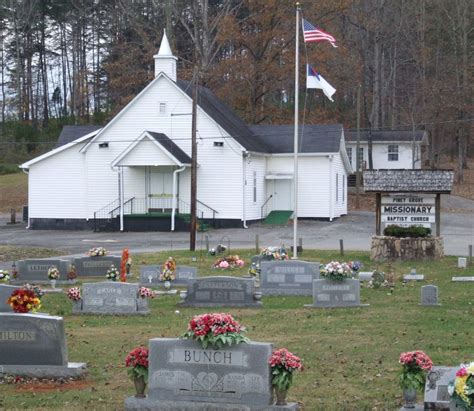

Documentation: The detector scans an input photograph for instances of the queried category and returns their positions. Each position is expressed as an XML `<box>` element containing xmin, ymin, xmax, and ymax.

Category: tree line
<box><xmin>0</xmin><ymin>0</ymin><xmax>471</xmax><ymax>179</ymax></box>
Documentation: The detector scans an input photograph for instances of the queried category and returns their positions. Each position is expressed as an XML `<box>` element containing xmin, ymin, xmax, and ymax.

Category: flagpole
<box><xmin>292</xmin><ymin>3</ymin><xmax>300</xmax><ymax>259</ymax></box>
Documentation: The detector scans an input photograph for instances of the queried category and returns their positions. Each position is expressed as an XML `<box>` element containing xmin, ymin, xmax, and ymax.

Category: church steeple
<box><xmin>153</xmin><ymin>30</ymin><xmax>177</xmax><ymax>81</ymax></box>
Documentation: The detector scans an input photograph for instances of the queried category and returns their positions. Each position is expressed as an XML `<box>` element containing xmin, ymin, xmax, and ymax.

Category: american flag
<box><xmin>302</xmin><ymin>19</ymin><xmax>337</xmax><ymax>48</ymax></box>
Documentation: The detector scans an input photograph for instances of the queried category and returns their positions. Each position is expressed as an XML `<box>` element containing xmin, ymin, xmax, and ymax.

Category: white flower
<box><xmin>447</xmin><ymin>384</ymin><xmax>454</xmax><ymax>396</ymax></box>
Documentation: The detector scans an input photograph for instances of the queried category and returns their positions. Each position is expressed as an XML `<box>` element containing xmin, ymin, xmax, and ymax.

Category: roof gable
<box><xmin>56</xmin><ymin>125</ymin><xmax>102</xmax><ymax>148</ymax></box>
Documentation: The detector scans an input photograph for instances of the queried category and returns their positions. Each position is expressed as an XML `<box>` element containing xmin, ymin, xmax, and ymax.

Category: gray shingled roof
<box><xmin>56</xmin><ymin>125</ymin><xmax>102</xmax><ymax>147</ymax></box>
<box><xmin>345</xmin><ymin>130</ymin><xmax>427</xmax><ymax>143</ymax></box>
<box><xmin>147</xmin><ymin>131</ymin><xmax>192</xmax><ymax>164</ymax></box>
<box><xmin>249</xmin><ymin>124</ymin><xmax>343</xmax><ymax>153</ymax></box>
<box><xmin>176</xmin><ymin>80</ymin><xmax>269</xmax><ymax>153</ymax></box>
<box><xmin>363</xmin><ymin>170</ymin><xmax>454</xmax><ymax>193</ymax></box>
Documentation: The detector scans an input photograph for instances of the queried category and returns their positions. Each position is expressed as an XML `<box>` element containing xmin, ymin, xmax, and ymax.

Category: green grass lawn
<box><xmin>0</xmin><ymin>249</ymin><xmax>472</xmax><ymax>410</ymax></box>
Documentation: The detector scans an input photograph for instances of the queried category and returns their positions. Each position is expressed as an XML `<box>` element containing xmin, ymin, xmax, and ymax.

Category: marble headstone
<box><xmin>139</xmin><ymin>265</ymin><xmax>198</xmax><ymax>287</ymax></box>
<box><xmin>403</xmin><ymin>274</ymin><xmax>425</xmax><ymax>281</ymax></box>
<box><xmin>125</xmin><ymin>338</ymin><xmax>299</xmax><ymax>410</ymax></box>
<box><xmin>180</xmin><ymin>276</ymin><xmax>262</xmax><ymax>308</ymax></box>
<box><xmin>73</xmin><ymin>255</ymin><xmax>121</xmax><ymax>277</ymax></box>
<box><xmin>424</xmin><ymin>366</ymin><xmax>457</xmax><ymax>410</ymax></box>
<box><xmin>457</xmin><ymin>257</ymin><xmax>467</xmax><ymax>268</ymax></box>
<box><xmin>0</xmin><ymin>312</ymin><xmax>86</xmax><ymax>377</ymax></box>
<box><xmin>0</xmin><ymin>284</ymin><xmax>20</xmax><ymax>312</ymax></box>
<box><xmin>451</xmin><ymin>276</ymin><xmax>474</xmax><ymax>282</ymax></box>
<box><xmin>74</xmin><ymin>282</ymin><xmax>149</xmax><ymax>315</ymax></box>
<box><xmin>13</xmin><ymin>259</ymin><xmax>70</xmax><ymax>284</ymax></box>
<box><xmin>358</xmin><ymin>272</ymin><xmax>374</xmax><ymax>282</ymax></box>
<box><xmin>259</xmin><ymin>260</ymin><xmax>320</xmax><ymax>296</ymax></box>
<box><xmin>306</xmin><ymin>279</ymin><xmax>368</xmax><ymax>308</ymax></box>
<box><xmin>420</xmin><ymin>285</ymin><xmax>440</xmax><ymax>306</ymax></box>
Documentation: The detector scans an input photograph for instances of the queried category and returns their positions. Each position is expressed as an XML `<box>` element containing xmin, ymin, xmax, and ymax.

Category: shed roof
<box><xmin>176</xmin><ymin>80</ymin><xmax>269</xmax><ymax>153</ymax></box>
<box><xmin>56</xmin><ymin>125</ymin><xmax>102</xmax><ymax>147</ymax></box>
<box><xmin>147</xmin><ymin>131</ymin><xmax>192</xmax><ymax>164</ymax></box>
<box><xmin>345</xmin><ymin>130</ymin><xmax>427</xmax><ymax>143</ymax></box>
<box><xmin>363</xmin><ymin>169</ymin><xmax>454</xmax><ymax>193</ymax></box>
<box><xmin>249</xmin><ymin>124</ymin><xmax>343</xmax><ymax>154</ymax></box>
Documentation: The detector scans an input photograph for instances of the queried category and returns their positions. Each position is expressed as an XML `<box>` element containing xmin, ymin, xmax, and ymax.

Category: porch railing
<box><xmin>261</xmin><ymin>194</ymin><xmax>273</xmax><ymax>218</ymax></box>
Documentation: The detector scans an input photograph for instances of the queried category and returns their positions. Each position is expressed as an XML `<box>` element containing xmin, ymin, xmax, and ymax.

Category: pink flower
<box><xmin>219</xmin><ymin>261</ymin><xmax>229</xmax><ymax>268</ymax></box>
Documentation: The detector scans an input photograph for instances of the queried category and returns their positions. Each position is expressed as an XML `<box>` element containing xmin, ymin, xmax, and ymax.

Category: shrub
<box><xmin>383</xmin><ymin>225</ymin><xmax>431</xmax><ymax>238</ymax></box>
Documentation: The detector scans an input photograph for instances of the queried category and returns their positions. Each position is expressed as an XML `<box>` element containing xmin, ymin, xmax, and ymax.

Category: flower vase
<box><xmin>402</xmin><ymin>388</ymin><xmax>417</xmax><ymax>409</ymax></box>
<box><xmin>274</xmin><ymin>388</ymin><xmax>288</xmax><ymax>406</ymax></box>
<box><xmin>133</xmin><ymin>375</ymin><xmax>146</xmax><ymax>398</ymax></box>
<box><xmin>50</xmin><ymin>279</ymin><xmax>56</xmax><ymax>289</ymax></box>
<box><xmin>164</xmin><ymin>281</ymin><xmax>171</xmax><ymax>290</ymax></box>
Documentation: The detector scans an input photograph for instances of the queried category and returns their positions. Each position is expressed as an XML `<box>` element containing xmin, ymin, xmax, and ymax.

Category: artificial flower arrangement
<box><xmin>66</xmin><ymin>287</ymin><xmax>81</xmax><ymax>301</ymax></box>
<box><xmin>320</xmin><ymin>261</ymin><xmax>353</xmax><ymax>281</ymax></box>
<box><xmin>269</xmin><ymin>348</ymin><xmax>303</xmax><ymax>392</ymax></box>
<box><xmin>106</xmin><ymin>264</ymin><xmax>119</xmax><ymax>281</ymax></box>
<box><xmin>399</xmin><ymin>350</ymin><xmax>433</xmax><ymax>391</ymax></box>
<box><xmin>350</xmin><ymin>261</ymin><xmax>362</xmax><ymax>272</ymax></box>
<box><xmin>248</xmin><ymin>262</ymin><xmax>260</xmax><ymax>277</ymax></box>
<box><xmin>7</xmin><ymin>287</ymin><xmax>42</xmax><ymax>313</ymax></box>
<box><xmin>120</xmin><ymin>248</ymin><xmax>131</xmax><ymax>281</ymax></box>
<box><xmin>0</xmin><ymin>269</ymin><xmax>10</xmax><ymax>282</ymax></box>
<box><xmin>138</xmin><ymin>287</ymin><xmax>154</xmax><ymax>299</ymax></box>
<box><xmin>67</xmin><ymin>263</ymin><xmax>77</xmax><ymax>281</ymax></box>
<box><xmin>125</xmin><ymin>346</ymin><xmax>149</xmax><ymax>381</ymax></box>
<box><xmin>261</xmin><ymin>246</ymin><xmax>288</xmax><ymax>261</ymax></box>
<box><xmin>88</xmin><ymin>247</ymin><xmax>107</xmax><ymax>257</ymax></box>
<box><xmin>182</xmin><ymin>313</ymin><xmax>249</xmax><ymax>349</ymax></box>
<box><xmin>47</xmin><ymin>266</ymin><xmax>60</xmax><ymax>280</ymax></box>
<box><xmin>449</xmin><ymin>362</ymin><xmax>474</xmax><ymax>410</ymax></box>
<box><xmin>213</xmin><ymin>255</ymin><xmax>245</xmax><ymax>269</ymax></box>
<box><xmin>160</xmin><ymin>257</ymin><xmax>176</xmax><ymax>282</ymax></box>
<box><xmin>368</xmin><ymin>270</ymin><xmax>389</xmax><ymax>289</ymax></box>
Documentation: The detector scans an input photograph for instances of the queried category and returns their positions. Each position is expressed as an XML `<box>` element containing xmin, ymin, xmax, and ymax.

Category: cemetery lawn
<box><xmin>0</xmin><ymin>250</ymin><xmax>472</xmax><ymax>411</ymax></box>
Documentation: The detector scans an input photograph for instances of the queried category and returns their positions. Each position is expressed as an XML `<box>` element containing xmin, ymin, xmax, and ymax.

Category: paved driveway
<box><xmin>0</xmin><ymin>210</ymin><xmax>472</xmax><ymax>259</ymax></box>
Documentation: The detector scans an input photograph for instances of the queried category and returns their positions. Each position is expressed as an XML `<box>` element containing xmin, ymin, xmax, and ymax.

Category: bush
<box><xmin>0</xmin><ymin>164</ymin><xmax>21</xmax><ymax>175</ymax></box>
<box><xmin>383</xmin><ymin>225</ymin><xmax>431</xmax><ymax>238</ymax></box>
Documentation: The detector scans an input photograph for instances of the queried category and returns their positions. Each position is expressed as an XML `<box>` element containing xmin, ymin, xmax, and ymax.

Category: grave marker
<box><xmin>12</xmin><ymin>259</ymin><xmax>70</xmax><ymax>284</ymax></box>
<box><xmin>259</xmin><ymin>260</ymin><xmax>320</xmax><ymax>296</ymax></box>
<box><xmin>420</xmin><ymin>285</ymin><xmax>440</xmax><ymax>306</ymax></box>
<box><xmin>180</xmin><ymin>276</ymin><xmax>262</xmax><ymax>308</ymax></box>
<box><xmin>0</xmin><ymin>284</ymin><xmax>20</xmax><ymax>312</ymax></box>
<box><xmin>73</xmin><ymin>282</ymin><xmax>149</xmax><ymax>315</ymax></box>
<box><xmin>73</xmin><ymin>256</ymin><xmax>121</xmax><ymax>277</ymax></box>
<box><xmin>0</xmin><ymin>312</ymin><xmax>86</xmax><ymax>377</ymax></box>
<box><xmin>305</xmin><ymin>279</ymin><xmax>368</xmax><ymax>308</ymax></box>
<box><xmin>424</xmin><ymin>366</ymin><xmax>457</xmax><ymax>409</ymax></box>
<box><xmin>139</xmin><ymin>265</ymin><xmax>198</xmax><ymax>287</ymax></box>
<box><xmin>451</xmin><ymin>276</ymin><xmax>474</xmax><ymax>282</ymax></box>
<box><xmin>358</xmin><ymin>272</ymin><xmax>374</xmax><ymax>282</ymax></box>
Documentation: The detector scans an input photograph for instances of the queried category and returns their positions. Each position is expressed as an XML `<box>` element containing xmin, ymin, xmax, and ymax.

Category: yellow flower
<box><xmin>455</xmin><ymin>375</ymin><xmax>469</xmax><ymax>402</ymax></box>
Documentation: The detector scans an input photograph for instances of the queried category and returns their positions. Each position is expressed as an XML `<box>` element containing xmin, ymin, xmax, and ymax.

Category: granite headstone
<box><xmin>139</xmin><ymin>265</ymin><xmax>198</xmax><ymax>287</ymax></box>
<box><xmin>0</xmin><ymin>312</ymin><xmax>86</xmax><ymax>377</ymax></box>
<box><xmin>306</xmin><ymin>279</ymin><xmax>368</xmax><ymax>308</ymax></box>
<box><xmin>424</xmin><ymin>366</ymin><xmax>457</xmax><ymax>410</ymax></box>
<box><xmin>180</xmin><ymin>276</ymin><xmax>262</xmax><ymax>308</ymax></box>
<box><xmin>420</xmin><ymin>285</ymin><xmax>440</xmax><ymax>306</ymax></box>
<box><xmin>74</xmin><ymin>255</ymin><xmax>121</xmax><ymax>277</ymax></box>
<box><xmin>74</xmin><ymin>282</ymin><xmax>149</xmax><ymax>315</ymax></box>
<box><xmin>259</xmin><ymin>260</ymin><xmax>320</xmax><ymax>296</ymax></box>
<box><xmin>0</xmin><ymin>284</ymin><xmax>20</xmax><ymax>312</ymax></box>
<box><xmin>125</xmin><ymin>338</ymin><xmax>298</xmax><ymax>410</ymax></box>
<box><xmin>12</xmin><ymin>259</ymin><xmax>70</xmax><ymax>284</ymax></box>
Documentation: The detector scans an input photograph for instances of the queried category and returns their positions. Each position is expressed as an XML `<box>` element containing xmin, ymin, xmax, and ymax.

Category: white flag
<box><xmin>306</xmin><ymin>64</ymin><xmax>336</xmax><ymax>102</ymax></box>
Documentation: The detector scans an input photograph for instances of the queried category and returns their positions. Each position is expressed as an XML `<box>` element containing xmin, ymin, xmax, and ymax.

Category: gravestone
<box><xmin>12</xmin><ymin>259</ymin><xmax>70</xmax><ymax>284</ymax></box>
<box><xmin>424</xmin><ymin>366</ymin><xmax>457</xmax><ymax>410</ymax></box>
<box><xmin>73</xmin><ymin>255</ymin><xmax>121</xmax><ymax>277</ymax></box>
<box><xmin>420</xmin><ymin>285</ymin><xmax>440</xmax><ymax>306</ymax></box>
<box><xmin>125</xmin><ymin>338</ymin><xmax>298</xmax><ymax>410</ymax></box>
<box><xmin>358</xmin><ymin>271</ymin><xmax>374</xmax><ymax>282</ymax></box>
<box><xmin>74</xmin><ymin>282</ymin><xmax>149</xmax><ymax>315</ymax></box>
<box><xmin>0</xmin><ymin>284</ymin><xmax>20</xmax><ymax>312</ymax></box>
<box><xmin>0</xmin><ymin>312</ymin><xmax>86</xmax><ymax>377</ymax></box>
<box><xmin>451</xmin><ymin>276</ymin><xmax>474</xmax><ymax>282</ymax></box>
<box><xmin>457</xmin><ymin>257</ymin><xmax>467</xmax><ymax>268</ymax></box>
<box><xmin>139</xmin><ymin>265</ymin><xmax>198</xmax><ymax>287</ymax></box>
<box><xmin>180</xmin><ymin>276</ymin><xmax>262</xmax><ymax>308</ymax></box>
<box><xmin>259</xmin><ymin>260</ymin><xmax>320</xmax><ymax>295</ymax></box>
<box><xmin>403</xmin><ymin>274</ymin><xmax>425</xmax><ymax>281</ymax></box>
<box><xmin>305</xmin><ymin>279</ymin><xmax>368</xmax><ymax>308</ymax></box>
<box><xmin>251</xmin><ymin>255</ymin><xmax>263</xmax><ymax>265</ymax></box>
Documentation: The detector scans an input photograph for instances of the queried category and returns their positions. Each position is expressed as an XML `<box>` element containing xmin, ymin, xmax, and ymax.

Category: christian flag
<box><xmin>306</xmin><ymin>65</ymin><xmax>336</xmax><ymax>102</ymax></box>
<box><xmin>302</xmin><ymin>19</ymin><xmax>337</xmax><ymax>47</ymax></box>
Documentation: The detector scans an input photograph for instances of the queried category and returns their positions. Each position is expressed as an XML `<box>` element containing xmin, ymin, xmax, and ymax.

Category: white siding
<box><xmin>28</xmin><ymin>145</ymin><xmax>86</xmax><ymax>218</ymax></box>
<box><xmin>117</xmin><ymin>140</ymin><xmax>177</xmax><ymax>166</ymax></box>
<box><xmin>332</xmin><ymin>154</ymin><xmax>348</xmax><ymax>217</ymax></box>
<box><xmin>85</xmin><ymin>76</ymin><xmax>244</xmax><ymax>220</ymax></box>
<box><xmin>346</xmin><ymin>142</ymin><xmax>421</xmax><ymax>169</ymax></box>
<box><xmin>244</xmin><ymin>154</ymin><xmax>266</xmax><ymax>221</ymax></box>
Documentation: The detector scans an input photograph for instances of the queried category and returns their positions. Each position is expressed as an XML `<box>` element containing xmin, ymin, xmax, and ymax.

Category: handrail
<box><xmin>110</xmin><ymin>197</ymin><xmax>135</xmax><ymax>217</ymax></box>
<box><xmin>261</xmin><ymin>194</ymin><xmax>273</xmax><ymax>218</ymax></box>
<box><xmin>196</xmin><ymin>199</ymin><xmax>219</xmax><ymax>215</ymax></box>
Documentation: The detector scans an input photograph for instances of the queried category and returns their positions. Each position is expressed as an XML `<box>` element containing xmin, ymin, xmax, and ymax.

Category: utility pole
<box><xmin>190</xmin><ymin>67</ymin><xmax>198</xmax><ymax>251</ymax></box>
<box><xmin>356</xmin><ymin>84</ymin><xmax>361</xmax><ymax>209</ymax></box>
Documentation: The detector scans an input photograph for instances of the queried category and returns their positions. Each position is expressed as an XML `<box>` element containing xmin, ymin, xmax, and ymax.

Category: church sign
<box><xmin>381</xmin><ymin>194</ymin><xmax>435</xmax><ymax>228</ymax></box>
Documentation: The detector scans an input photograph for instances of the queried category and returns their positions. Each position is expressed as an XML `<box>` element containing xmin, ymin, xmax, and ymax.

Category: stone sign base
<box><xmin>124</xmin><ymin>398</ymin><xmax>299</xmax><ymax>411</ymax></box>
<box><xmin>0</xmin><ymin>362</ymin><xmax>87</xmax><ymax>378</ymax></box>
<box><xmin>370</xmin><ymin>236</ymin><xmax>444</xmax><ymax>261</ymax></box>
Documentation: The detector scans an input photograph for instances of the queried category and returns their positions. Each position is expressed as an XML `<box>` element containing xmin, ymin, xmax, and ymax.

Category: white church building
<box><xmin>20</xmin><ymin>32</ymin><xmax>352</xmax><ymax>231</ymax></box>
